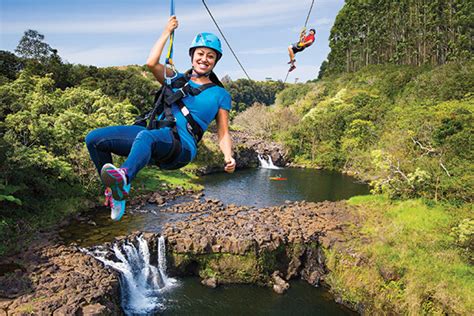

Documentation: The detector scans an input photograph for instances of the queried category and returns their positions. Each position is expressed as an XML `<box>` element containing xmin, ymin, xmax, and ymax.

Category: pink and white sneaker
<box><xmin>100</xmin><ymin>164</ymin><xmax>129</xmax><ymax>201</ymax></box>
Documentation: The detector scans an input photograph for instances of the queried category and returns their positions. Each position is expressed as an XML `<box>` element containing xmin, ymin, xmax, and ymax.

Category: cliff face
<box><xmin>158</xmin><ymin>200</ymin><xmax>357</xmax><ymax>297</ymax></box>
<box><xmin>194</xmin><ymin>130</ymin><xmax>289</xmax><ymax>175</ymax></box>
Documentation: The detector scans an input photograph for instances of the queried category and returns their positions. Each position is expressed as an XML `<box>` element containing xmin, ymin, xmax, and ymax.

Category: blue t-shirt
<box><xmin>169</xmin><ymin>74</ymin><xmax>232</xmax><ymax>161</ymax></box>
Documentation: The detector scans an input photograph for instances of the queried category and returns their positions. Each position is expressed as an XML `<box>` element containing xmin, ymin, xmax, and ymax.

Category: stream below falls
<box><xmin>62</xmin><ymin>167</ymin><xmax>368</xmax><ymax>315</ymax></box>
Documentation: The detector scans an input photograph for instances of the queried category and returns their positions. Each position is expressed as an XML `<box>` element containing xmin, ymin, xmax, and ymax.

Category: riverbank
<box><xmin>160</xmin><ymin>195</ymin><xmax>473</xmax><ymax>315</ymax></box>
<box><xmin>0</xmin><ymin>231</ymin><xmax>121</xmax><ymax>315</ymax></box>
<box><xmin>327</xmin><ymin>196</ymin><xmax>473</xmax><ymax>315</ymax></box>
<box><xmin>1</xmin><ymin>189</ymin><xmax>471</xmax><ymax>315</ymax></box>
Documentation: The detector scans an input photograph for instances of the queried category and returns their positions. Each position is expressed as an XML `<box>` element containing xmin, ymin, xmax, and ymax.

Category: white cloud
<box><xmin>60</xmin><ymin>45</ymin><xmax>147</xmax><ymax>66</ymax></box>
<box><xmin>1</xmin><ymin>0</ymin><xmax>322</xmax><ymax>34</ymax></box>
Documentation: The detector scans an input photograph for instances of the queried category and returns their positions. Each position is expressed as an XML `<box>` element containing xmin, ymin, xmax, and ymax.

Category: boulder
<box><xmin>272</xmin><ymin>271</ymin><xmax>290</xmax><ymax>294</ymax></box>
<box><xmin>201</xmin><ymin>277</ymin><xmax>218</xmax><ymax>288</ymax></box>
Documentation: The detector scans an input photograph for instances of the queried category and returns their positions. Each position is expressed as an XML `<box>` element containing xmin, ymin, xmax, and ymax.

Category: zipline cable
<box><xmin>284</xmin><ymin>70</ymin><xmax>290</xmax><ymax>83</ymax></box>
<box><xmin>164</xmin><ymin>0</ymin><xmax>178</xmax><ymax>84</ymax></box>
<box><xmin>304</xmin><ymin>0</ymin><xmax>315</xmax><ymax>28</ymax></box>
<box><xmin>202</xmin><ymin>0</ymin><xmax>252</xmax><ymax>81</ymax></box>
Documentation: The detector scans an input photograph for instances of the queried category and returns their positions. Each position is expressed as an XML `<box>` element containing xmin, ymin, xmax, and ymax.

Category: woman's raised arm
<box><xmin>146</xmin><ymin>16</ymin><xmax>179</xmax><ymax>85</ymax></box>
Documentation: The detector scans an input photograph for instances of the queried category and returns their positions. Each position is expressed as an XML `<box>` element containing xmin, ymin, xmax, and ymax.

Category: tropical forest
<box><xmin>0</xmin><ymin>0</ymin><xmax>472</xmax><ymax>315</ymax></box>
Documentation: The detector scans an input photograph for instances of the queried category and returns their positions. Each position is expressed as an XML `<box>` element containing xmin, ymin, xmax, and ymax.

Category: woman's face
<box><xmin>192</xmin><ymin>47</ymin><xmax>217</xmax><ymax>75</ymax></box>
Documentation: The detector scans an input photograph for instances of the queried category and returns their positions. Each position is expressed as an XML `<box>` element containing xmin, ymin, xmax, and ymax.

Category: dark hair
<box><xmin>209</xmin><ymin>71</ymin><xmax>224</xmax><ymax>88</ymax></box>
<box><xmin>309</xmin><ymin>28</ymin><xmax>316</xmax><ymax>33</ymax></box>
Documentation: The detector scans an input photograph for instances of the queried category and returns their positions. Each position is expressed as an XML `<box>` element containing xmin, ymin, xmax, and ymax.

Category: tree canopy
<box><xmin>325</xmin><ymin>0</ymin><xmax>473</xmax><ymax>75</ymax></box>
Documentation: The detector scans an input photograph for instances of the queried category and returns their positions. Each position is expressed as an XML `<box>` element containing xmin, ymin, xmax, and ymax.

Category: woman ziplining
<box><xmin>85</xmin><ymin>12</ymin><xmax>236</xmax><ymax>221</ymax></box>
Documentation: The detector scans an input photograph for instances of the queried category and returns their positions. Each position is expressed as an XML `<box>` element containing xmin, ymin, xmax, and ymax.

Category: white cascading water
<box><xmin>258</xmin><ymin>154</ymin><xmax>281</xmax><ymax>169</ymax></box>
<box><xmin>158</xmin><ymin>236</ymin><xmax>168</xmax><ymax>284</ymax></box>
<box><xmin>83</xmin><ymin>235</ymin><xmax>177</xmax><ymax>314</ymax></box>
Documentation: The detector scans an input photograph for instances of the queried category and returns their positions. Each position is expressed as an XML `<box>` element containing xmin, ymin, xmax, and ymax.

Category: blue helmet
<box><xmin>189</xmin><ymin>32</ymin><xmax>223</xmax><ymax>62</ymax></box>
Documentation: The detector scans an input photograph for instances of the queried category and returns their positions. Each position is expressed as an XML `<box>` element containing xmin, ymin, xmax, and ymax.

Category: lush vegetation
<box><xmin>229</xmin><ymin>3</ymin><xmax>474</xmax><ymax>310</ymax></box>
<box><xmin>325</xmin><ymin>195</ymin><xmax>473</xmax><ymax>315</ymax></box>
<box><xmin>235</xmin><ymin>62</ymin><xmax>473</xmax><ymax>202</ymax></box>
<box><xmin>222</xmin><ymin>77</ymin><xmax>286</xmax><ymax>115</ymax></box>
<box><xmin>0</xmin><ymin>30</ymin><xmax>286</xmax><ymax>256</ymax></box>
<box><xmin>1</xmin><ymin>11</ymin><xmax>472</xmax><ymax>313</ymax></box>
<box><xmin>324</xmin><ymin>0</ymin><xmax>473</xmax><ymax>75</ymax></box>
<box><xmin>0</xmin><ymin>31</ymin><xmax>161</xmax><ymax>254</ymax></box>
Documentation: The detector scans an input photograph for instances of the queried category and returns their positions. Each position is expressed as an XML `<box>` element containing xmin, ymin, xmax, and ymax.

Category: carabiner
<box><xmin>164</xmin><ymin>61</ymin><xmax>178</xmax><ymax>85</ymax></box>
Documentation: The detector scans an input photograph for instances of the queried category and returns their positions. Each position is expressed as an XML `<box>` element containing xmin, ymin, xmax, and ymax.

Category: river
<box><xmin>62</xmin><ymin>167</ymin><xmax>367</xmax><ymax>315</ymax></box>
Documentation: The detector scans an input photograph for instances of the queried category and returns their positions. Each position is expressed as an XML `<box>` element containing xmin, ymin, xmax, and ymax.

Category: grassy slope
<box><xmin>326</xmin><ymin>195</ymin><xmax>473</xmax><ymax>315</ymax></box>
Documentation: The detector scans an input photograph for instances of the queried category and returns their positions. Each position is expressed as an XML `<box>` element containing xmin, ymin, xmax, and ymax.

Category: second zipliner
<box><xmin>286</xmin><ymin>0</ymin><xmax>316</xmax><ymax>74</ymax></box>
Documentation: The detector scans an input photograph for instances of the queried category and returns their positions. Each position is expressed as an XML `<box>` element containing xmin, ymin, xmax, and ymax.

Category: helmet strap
<box><xmin>190</xmin><ymin>66</ymin><xmax>211</xmax><ymax>78</ymax></box>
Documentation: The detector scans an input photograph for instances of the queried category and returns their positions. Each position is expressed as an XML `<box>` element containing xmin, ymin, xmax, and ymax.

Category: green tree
<box><xmin>15</xmin><ymin>29</ymin><xmax>54</xmax><ymax>60</ymax></box>
<box><xmin>0</xmin><ymin>51</ymin><xmax>23</xmax><ymax>80</ymax></box>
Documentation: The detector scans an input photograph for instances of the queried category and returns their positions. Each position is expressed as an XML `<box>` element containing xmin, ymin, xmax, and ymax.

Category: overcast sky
<box><xmin>1</xmin><ymin>0</ymin><xmax>345</xmax><ymax>82</ymax></box>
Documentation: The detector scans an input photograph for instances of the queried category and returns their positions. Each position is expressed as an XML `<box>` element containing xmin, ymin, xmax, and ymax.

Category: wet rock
<box><xmin>195</xmin><ymin>131</ymin><xmax>288</xmax><ymax>174</ymax></box>
<box><xmin>201</xmin><ymin>277</ymin><xmax>218</xmax><ymax>288</ymax></box>
<box><xmin>81</xmin><ymin>303</ymin><xmax>108</xmax><ymax>315</ymax></box>
<box><xmin>0</xmin><ymin>243</ymin><xmax>121</xmax><ymax>315</ymax></box>
<box><xmin>272</xmin><ymin>271</ymin><xmax>289</xmax><ymax>294</ymax></box>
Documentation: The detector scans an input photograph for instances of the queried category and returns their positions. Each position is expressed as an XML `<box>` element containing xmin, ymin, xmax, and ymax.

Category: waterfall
<box><xmin>258</xmin><ymin>154</ymin><xmax>281</xmax><ymax>169</ymax></box>
<box><xmin>83</xmin><ymin>235</ymin><xmax>177</xmax><ymax>314</ymax></box>
<box><xmin>158</xmin><ymin>236</ymin><xmax>168</xmax><ymax>284</ymax></box>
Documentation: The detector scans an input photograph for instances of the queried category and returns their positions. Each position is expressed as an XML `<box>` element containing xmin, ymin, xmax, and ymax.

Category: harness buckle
<box><xmin>177</xmin><ymin>87</ymin><xmax>186</xmax><ymax>98</ymax></box>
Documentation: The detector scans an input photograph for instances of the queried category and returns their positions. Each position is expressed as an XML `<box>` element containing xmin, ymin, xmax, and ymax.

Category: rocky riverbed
<box><xmin>0</xmin><ymin>190</ymin><xmax>361</xmax><ymax>315</ymax></box>
<box><xmin>0</xmin><ymin>232</ymin><xmax>121</xmax><ymax>315</ymax></box>
<box><xmin>162</xmin><ymin>199</ymin><xmax>356</xmax><ymax>290</ymax></box>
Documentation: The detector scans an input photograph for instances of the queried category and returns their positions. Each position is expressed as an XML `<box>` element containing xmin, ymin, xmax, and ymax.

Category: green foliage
<box><xmin>77</xmin><ymin>66</ymin><xmax>159</xmax><ymax>113</ymax></box>
<box><xmin>275</xmin><ymin>84</ymin><xmax>312</xmax><ymax>108</ymax></box>
<box><xmin>233</xmin><ymin>103</ymin><xmax>273</xmax><ymax>139</ymax></box>
<box><xmin>0</xmin><ymin>73</ymin><xmax>138</xmax><ymax>214</ymax></box>
<box><xmin>224</xmin><ymin>78</ymin><xmax>285</xmax><ymax>113</ymax></box>
<box><xmin>0</xmin><ymin>50</ymin><xmax>23</xmax><ymax>80</ymax></box>
<box><xmin>0</xmin><ymin>183</ymin><xmax>22</xmax><ymax>206</ymax></box>
<box><xmin>327</xmin><ymin>196</ymin><xmax>474</xmax><ymax>314</ymax></box>
<box><xmin>450</xmin><ymin>218</ymin><xmax>474</xmax><ymax>261</ymax></box>
<box><xmin>272</xmin><ymin>63</ymin><xmax>473</xmax><ymax>201</ymax></box>
<box><xmin>325</xmin><ymin>0</ymin><xmax>473</xmax><ymax>76</ymax></box>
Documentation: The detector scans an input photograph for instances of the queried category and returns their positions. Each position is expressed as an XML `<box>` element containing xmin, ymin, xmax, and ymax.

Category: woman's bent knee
<box><xmin>135</xmin><ymin>130</ymin><xmax>154</xmax><ymax>143</ymax></box>
<box><xmin>85</xmin><ymin>129</ymin><xmax>102</xmax><ymax>147</ymax></box>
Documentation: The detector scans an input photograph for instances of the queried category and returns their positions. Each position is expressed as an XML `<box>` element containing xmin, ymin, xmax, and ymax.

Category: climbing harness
<box><xmin>201</xmin><ymin>0</ymin><xmax>252</xmax><ymax>81</ymax></box>
<box><xmin>136</xmin><ymin>70</ymin><xmax>217</xmax><ymax>165</ymax></box>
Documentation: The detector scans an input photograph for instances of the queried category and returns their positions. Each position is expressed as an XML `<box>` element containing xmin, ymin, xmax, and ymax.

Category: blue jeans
<box><xmin>85</xmin><ymin>125</ymin><xmax>191</xmax><ymax>182</ymax></box>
